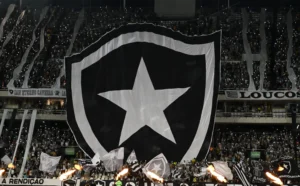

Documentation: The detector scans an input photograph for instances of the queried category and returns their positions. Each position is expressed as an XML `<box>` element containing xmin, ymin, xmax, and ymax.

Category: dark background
<box><xmin>0</xmin><ymin>0</ymin><xmax>298</xmax><ymax>9</ymax></box>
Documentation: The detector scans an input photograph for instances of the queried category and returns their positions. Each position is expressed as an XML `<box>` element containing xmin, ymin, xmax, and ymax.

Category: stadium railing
<box><xmin>0</xmin><ymin>109</ymin><xmax>294</xmax><ymax>117</ymax></box>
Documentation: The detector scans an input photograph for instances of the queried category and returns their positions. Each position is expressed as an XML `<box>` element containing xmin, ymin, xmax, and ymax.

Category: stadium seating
<box><xmin>0</xmin><ymin>6</ymin><xmax>298</xmax><ymax>90</ymax></box>
<box><xmin>0</xmin><ymin>4</ymin><xmax>299</xmax><ymax>183</ymax></box>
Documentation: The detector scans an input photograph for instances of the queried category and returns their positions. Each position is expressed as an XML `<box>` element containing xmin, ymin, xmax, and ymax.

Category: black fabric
<box><xmin>249</xmin><ymin>160</ymin><xmax>268</xmax><ymax>183</ymax></box>
<box><xmin>272</xmin><ymin>157</ymin><xmax>300</xmax><ymax>179</ymax></box>
<box><xmin>66</xmin><ymin>24</ymin><xmax>220</xmax><ymax>161</ymax></box>
<box><xmin>234</xmin><ymin>162</ymin><xmax>251</xmax><ymax>186</ymax></box>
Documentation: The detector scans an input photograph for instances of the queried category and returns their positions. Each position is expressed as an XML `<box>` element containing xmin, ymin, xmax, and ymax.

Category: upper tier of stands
<box><xmin>0</xmin><ymin>6</ymin><xmax>298</xmax><ymax>90</ymax></box>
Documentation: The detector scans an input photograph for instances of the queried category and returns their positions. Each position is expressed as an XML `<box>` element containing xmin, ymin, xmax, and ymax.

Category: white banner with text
<box><xmin>225</xmin><ymin>90</ymin><xmax>300</xmax><ymax>100</ymax></box>
<box><xmin>7</xmin><ymin>89</ymin><xmax>66</xmax><ymax>98</ymax></box>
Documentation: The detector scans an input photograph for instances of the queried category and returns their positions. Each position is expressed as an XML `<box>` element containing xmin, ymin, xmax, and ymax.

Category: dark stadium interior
<box><xmin>0</xmin><ymin>0</ymin><xmax>299</xmax><ymax>184</ymax></box>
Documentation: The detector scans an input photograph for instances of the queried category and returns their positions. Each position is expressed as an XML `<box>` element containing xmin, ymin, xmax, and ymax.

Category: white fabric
<box><xmin>102</xmin><ymin>147</ymin><xmax>124</xmax><ymax>172</ymax></box>
<box><xmin>12</xmin><ymin>109</ymin><xmax>28</xmax><ymax>163</ymax></box>
<box><xmin>18</xmin><ymin>109</ymin><xmax>37</xmax><ymax>178</ymax></box>
<box><xmin>212</xmin><ymin>161</ymin><xmax>233</xmax><ymax>180</ymax></box>
<box><xmin>0</xmin><ymin>10</ymin><xmax>25</xmax><ymax>57</ymax></box>
<box><xmin>1</xmin><ymin>155</ymin><xmax>11</xmax><ymax>165</ymax></box>
<box><xmin>7</xmin><ymin>7</ymin><xmax>49</xmax><ymax>88</ymax></box>
<box><xmin>70</xmin><ymin>28</ymin><xmax>217</xmax><ymax>162</ymax></box>
<box><xmin>259</xmin><ymin>8</ymin><xmax>267</xmax><ymax>91</ymax></box>
<box><xmin>92</xmin><ymin>152</ymin><xmax>101</xmax><ymax>165</ymax></box>
<box><xmin>53</xmin><ymin>8</ymin><xmax>85</xmax><ymax>89</ymax></box>
<box><xmin>127</xmin><ymin>150</ymin><xmax>138</xmax><ymax>164</ymax></box>
<box><xmin>241</xmin><ymin>8</ymin><xmax>255</xmax><ymax>91</ymax></box>
<box><xmin>0</xmin><ymin>4</ymin><xmax>15</xmax><ymax>40</ymax></box>
<box><xmin>22</xmin><ymin>10</ymin><xmax>54</xmax><ymax>88</ymax></box>
<box><xmin>99</xmin><ymin>58</ymin><xmax>189</xmax><ymax>145</ymax></box>
<box><xmin>286</xmin><ymin>9</ymin><xmax>297</xmax><ymax>90</ymax></box>
<box><xmin>66</xmin><ymin>9</ymin><xmax>85</xmax><ymax>56</ymax></box>
<box><xmin>142</xmin><ymin>153</ymin><xmax>170</xmax><ymax>179</ymax></box>
<box><xmin>39</xmin><ymin>152</ymin><xmax>61</xmax><ymax>173</ymax></box>
<box><xmin>0</xmin><ymin>109</ymin><xmax>8</xmax><ymax>137</ymax></box>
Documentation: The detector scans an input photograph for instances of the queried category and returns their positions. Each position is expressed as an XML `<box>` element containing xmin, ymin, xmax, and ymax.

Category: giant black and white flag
<box><xmin>66</xmin><ymin>24</ymin><xmax>221</xmax><ymax>162</ymax></box>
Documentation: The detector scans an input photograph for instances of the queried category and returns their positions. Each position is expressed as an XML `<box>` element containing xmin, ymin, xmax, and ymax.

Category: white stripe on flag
<box><xmin>18</xmin><ymin>109</ymin><xmax>37</xmax><ymax>178</ymax></box>
<box><xmin>234</xmin><ymin>163</ymin><xmax>251</xmax><ymax>186</ymax></box>
<box><xmin>0</xmin><ymin>109</ymin><xmax>8</xmax><ymax>137</ymax></box>
<box><xmin>12</xmin><ymin>109</ymin><xmax>28</xmax><ymax>162</ymax></box>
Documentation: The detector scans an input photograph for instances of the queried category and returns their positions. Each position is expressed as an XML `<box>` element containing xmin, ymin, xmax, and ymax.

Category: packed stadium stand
<box><xmin>0</xmin><ymin>0</ymin><xmax>299</xmax><ymax>185</ymax></box>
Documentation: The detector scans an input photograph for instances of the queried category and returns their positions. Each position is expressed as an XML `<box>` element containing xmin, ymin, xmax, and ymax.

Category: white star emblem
<box><xmin>151</xmin><ymin>163</ymin><xmax>162</xmax><ymax>173</ymax></box>
<box><xmin>283</xmin><ymin>164</ymin><xmax>288</xmax><ymax>169</ymax></box>
<box><xmin>99</xmin><ymin>58</ymin><xmax>190</xmax><ymax>145</ymax></box>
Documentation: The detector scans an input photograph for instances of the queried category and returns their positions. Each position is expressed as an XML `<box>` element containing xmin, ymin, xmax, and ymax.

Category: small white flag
<box><xmin>126</xmin><ymin>150</ymin><xmax>138</xmax><ymax>164</ymax></box>
<box><xmin>212</xmin><ymin>161</ymin><xmax>233</xmax><ymax>180</ymax></box>
<box><xmin>39</xmin><ymin>152</ymin><xmax>61</xmax><ymax>173</ymax></box>
<box><xmin>102</xmin><ymin>147</ymin><xmax>124</xmax><ymax>172</ymax></box>
<box><xmin>1</xmin><ymin>155</ymin><xmax>11</xmax><ymax>165</ymax></box>
<box><xmin>143</xmin><ymin>153</ymin><xmax>170</xmax><ymax>180</ymax></box>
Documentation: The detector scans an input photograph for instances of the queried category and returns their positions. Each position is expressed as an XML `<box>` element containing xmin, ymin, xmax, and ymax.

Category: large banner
<box><xmin>7</xmin><ymin>88</ymin><xmax>66</xmax><ymax>97</ymax></box>
<box><xmin>65</xmin><ymin>24</ymin><xmax>221</xmax><ymax>162</ymax></box>
<box><xmin>225</xmin><ymin>91</ymin><xmax>300</xmax><ymax>100</ymax></box>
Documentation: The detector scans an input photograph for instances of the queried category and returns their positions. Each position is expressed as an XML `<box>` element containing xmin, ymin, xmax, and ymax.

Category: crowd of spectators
<box><xmin>0</xmin><ymin>120</ymin><xmax>78</xmax><ymax>178</ymax></box>
<box><xmin>273</xmin><ymin>9</ymin><xmax>291</xmax><ymax>90</ymax></box>
<box><xmin>292</xmin><ymin>9</ymin><xmax>300</xmax><ymax>90</ymax></box>
<box><xmin>0</xmin><ymin>121</ymin><xmax>298</xmax><ymax>184</ymax></box>
<box><xmin>0</xmin><ymin>4</ymin><xmax>299</xmax><ymax>183</ymax></box>
<box><xmin>0</xmin><ymin>6</ymin><xmax>297</xmax><ymax>90</ymax></box>
<box><xmin>0</xmin><ymin>8</ymin><xmax>37</xmax><ymax>87</ymax></box>
<box><xmin>0</xmin><ymin>97</ymin><xmax>295</xmax><ymax>118</ymax></box>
